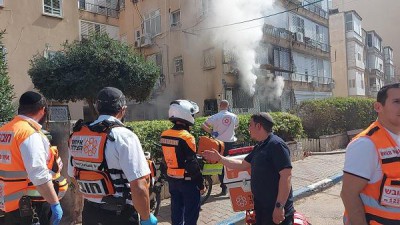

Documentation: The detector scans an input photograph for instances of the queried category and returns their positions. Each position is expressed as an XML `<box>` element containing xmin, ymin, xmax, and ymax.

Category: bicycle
<box><xmin>145</xmin><ymin>150</ymin><xmax>214</xmax><ymax>216</ymax></box>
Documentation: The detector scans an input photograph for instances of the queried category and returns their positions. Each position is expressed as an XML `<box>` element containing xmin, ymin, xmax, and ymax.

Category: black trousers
<box><xmin>219</xmin><ymin>142</ymin><xmax>235</xmax><ymax>190</ymax></box>
<box><xmin>82</xmin><ymin>200</ymin><xmax>139</xmax><ymax>225</ymax></box>
<box><xmin>3</xmin><ymin>202</ymin><xmax>51</xmax><ymax>225</ymax></box>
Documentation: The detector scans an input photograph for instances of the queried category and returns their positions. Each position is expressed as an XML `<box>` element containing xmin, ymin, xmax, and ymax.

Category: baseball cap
<box><xmin>96</xmin><ymin>87</ymin><xmax>126</xmax><ymax>114</ymax></box>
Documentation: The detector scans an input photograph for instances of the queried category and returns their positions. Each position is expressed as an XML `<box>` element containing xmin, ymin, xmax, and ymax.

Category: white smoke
<box><xmin>205</xmin><ymin>0</ymin><xmax>285</xmax><ymax>100</ymax></box>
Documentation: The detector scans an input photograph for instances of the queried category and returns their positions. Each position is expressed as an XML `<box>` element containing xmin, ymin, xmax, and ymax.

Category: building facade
<box><xmin>0</xmin><ymin>0</ymin><xmax>84</xmax><ymax>119</ymax></box>
<box><xmin>329</xmin><ymin>9</ymin><xmax>395</xmax><ymax>98</ymax></box>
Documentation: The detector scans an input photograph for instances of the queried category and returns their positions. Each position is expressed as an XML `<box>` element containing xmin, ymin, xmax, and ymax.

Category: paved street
<box><xmin>295</xmin><ymin>182</ymin><xmax>344</xmax><ymax>225</ymax></box>
<box><xmin>157</xmin><ymin>153</ymin><xmax>345</xmax><ymax>225</ymax></box>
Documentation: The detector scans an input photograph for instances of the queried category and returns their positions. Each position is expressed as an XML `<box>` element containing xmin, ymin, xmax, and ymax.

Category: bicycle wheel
<box><xmin>200</xmin><ymin>175</ymin><xmax>213</xmax><ymax>205</ymax></box>
<box><xmin>150</xmin><ymin>190</ymin><xmax>162</xmax><ymax>216</ymax></box>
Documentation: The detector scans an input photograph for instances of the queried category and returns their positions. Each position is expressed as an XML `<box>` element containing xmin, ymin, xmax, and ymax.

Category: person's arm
<box><xmin>36</xmin><ymin>181</ymin><xmax>59</xmax><ymax>204</ymax></box>
<box><xmin>272</xmin><ymin>168</ymin><xmax>292</xmax><ymax>224</ymax></box>
<box><xmin>130</xmin><ymin>177</ymin><xmax>151</xmax><ymax>220</ymax></box>
<box><xmin>341</xmin><ymin>137</ymin><xmax>378</xmax><ymax>225</ymax></box>
<box><xmin>341</xmin><ymin>173</ymin><xmax>368</xmax><ymax>225</ymax></box>
<box><xmin>201</xmin><ymin>122</ymin><xmax>212</xmax><ymax>134</ymax></box>
<box><xmin>202</xmin><ymin>149</ymin><xmax>251</xmax><ymax>170</ymax></box>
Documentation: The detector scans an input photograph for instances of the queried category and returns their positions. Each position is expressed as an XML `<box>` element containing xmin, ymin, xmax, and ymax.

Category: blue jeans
<box><xmin>168</xmin><ymin>179</ymin><xmax>200</xmax><ymax>225</ymax></box>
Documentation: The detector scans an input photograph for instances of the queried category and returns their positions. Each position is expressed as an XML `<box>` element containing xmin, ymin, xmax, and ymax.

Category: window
<box><xmin>357</xmin><ymin>53</ymin><xmax>361</xmax><ymax>61</ymax></box>
<box><xmin>0</xmin><ymin>0</ymin><xmax>4</xmax><ymax>7</ymax></box>
<box><xmin>367</xmin><ymin>34</ymin><xmax>372</xmax><ymax>47</ymax></box>
<box><xmin>360</xmin><ymin>78</ymin><xmax>364</xmax><ymax>89</ymax></box>
<box><xmin>345</xmin><ymin>13</ymin><xmax>353</xmax><ymax>32</ymax></box>
<box><xmin>147</xmin><ymin>53</ymin><xmax>164</xmax><ymax>89</ymax></box>
<box><xmin>203</xmin><ymin>48</ymin><xmax>216</xmax><ymax>70</ymax></box>
<box><xmin>348</xmin><ymin>79</ymin><xmax>355</xmax><ymax>88</ymax></box>
<box><xmin>292</xmin><ymin>15</ymin><xmax>305</xmax><ymax>35</ymax></box>
<box><xmin>174</xmin><ymin>56</ymin><xmax>183</xmax><ymax>73</ymax></box>
<box><xmin>43</xmin><ymin>0</ymin><xmax>62</xmax><ymax>17</ymax></box>
<box><xmin>171</xmin><ymin>10</ymin><xmax>180</xmax><ymax>27</ymax></box>
<box><xmin>80</xmin><ymin>20</ymin><xmax>106</xmax><ymax>40</ymax></box>
<box><xmin>144</xmin><ymin>9</ymin><xmax>161</xmax><ymax>37</ymax></box>
<box><xmin>232</xmin><ymin>88</ymin><xmax>254</xmax><ymax>108</ymax></box>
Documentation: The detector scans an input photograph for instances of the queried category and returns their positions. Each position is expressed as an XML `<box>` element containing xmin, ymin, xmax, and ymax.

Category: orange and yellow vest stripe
<box><xmin>0</xmin><ymin>116</ymin><xmax>67</xmax><ymax>213</ymax></box>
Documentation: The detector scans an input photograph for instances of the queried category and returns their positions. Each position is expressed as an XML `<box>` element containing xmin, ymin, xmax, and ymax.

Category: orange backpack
<box><xmin>197</xmin><ymin>136</ymin><xmax>225</xmax><ymax>155</ymax></box>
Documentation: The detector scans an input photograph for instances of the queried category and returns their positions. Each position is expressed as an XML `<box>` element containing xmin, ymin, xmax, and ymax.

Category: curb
<box><xmin>216</xmin><ymin>171</ymin><xmax>343</xmax><ymax>225</ymax></box>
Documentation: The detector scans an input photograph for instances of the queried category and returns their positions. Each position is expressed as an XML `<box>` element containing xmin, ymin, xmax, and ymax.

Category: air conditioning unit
<box><xmin>295</xmin><ymin>32</ymin><xmax>304</xmax><ymax>43</ymax></box>
<box><xmin>140</xmin><ymin>33</ymin><xmax>153</xmax><ymax>47</ymax></box>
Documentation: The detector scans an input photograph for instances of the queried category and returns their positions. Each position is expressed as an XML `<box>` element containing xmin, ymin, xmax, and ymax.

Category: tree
<box><xmin>0</xmin><ymin>30</ymin><xmax>15</xmax><ymax>122</ymax></box>
<box><xmin>28</xmin><ymin>33</ymin><xmax>159</xmax><ymax>118</ymax></box>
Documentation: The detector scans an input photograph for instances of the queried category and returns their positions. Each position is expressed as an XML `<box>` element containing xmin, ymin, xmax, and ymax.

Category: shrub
<box><xmin>126</xmin><ymin>112</ymin><xmax>304</xmax><ymax>157</ymax></box>
<box><xmin>294</xmin><ymin>97</ymin><xmax>376</xmax><ymax>138</ymax></box>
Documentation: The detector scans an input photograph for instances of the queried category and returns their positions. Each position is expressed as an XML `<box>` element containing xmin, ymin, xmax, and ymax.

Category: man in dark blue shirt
<box><xmin>203</xmin><ymin>112</ymin><xmax>294</xmax><ymax>225</ymax></box>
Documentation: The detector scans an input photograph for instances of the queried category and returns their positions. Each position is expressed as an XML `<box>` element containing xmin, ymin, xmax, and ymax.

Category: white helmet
<box><xmin>168</xmin><ymin>100</ymin><xmax>199</xmax><ymax>126</ymax></box>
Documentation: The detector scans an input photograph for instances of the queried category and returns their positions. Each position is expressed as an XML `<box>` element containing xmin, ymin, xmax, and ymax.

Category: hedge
<box><xmin>294</xmin><ymin>97</ymin><xmax>376</xmax><ymax>138</ymax></box>
<box><xmin>125</xmin><ymin>112</ymin><xmax>304</xmax><ymax>158</ymax></box>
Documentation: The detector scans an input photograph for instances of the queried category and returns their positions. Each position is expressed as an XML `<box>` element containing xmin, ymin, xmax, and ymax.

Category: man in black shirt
<box><xmin>203</xmin><ymin>112</ymin><xmax>294</xmax><ymax>225</ymax></box>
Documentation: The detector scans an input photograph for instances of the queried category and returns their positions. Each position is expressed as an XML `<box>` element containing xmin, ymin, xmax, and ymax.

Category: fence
<box><xmin>298</xmin><ymin>132</ymin><xmax>352</xmax><ymax>152</ymax></box>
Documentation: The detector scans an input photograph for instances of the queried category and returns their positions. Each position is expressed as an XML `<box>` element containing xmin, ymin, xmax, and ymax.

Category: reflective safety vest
<box><xmin>69</xmin><ymin>120</ymin><xmax>130</xmax><ymax>201</ymax></box>
<box><xmin>160</xmin><ymin>129</ymin><xmax>196</xmax><ymax>179</ymax></box>
<box><xmin>0</xmin><ymin>117</ymin><xmax>67</xmax><ymax>213</ymax></box>
<box><xmin>344</xmin><ymin>121</ymin><xmax>400</xmax><ymax>224</ymax></box>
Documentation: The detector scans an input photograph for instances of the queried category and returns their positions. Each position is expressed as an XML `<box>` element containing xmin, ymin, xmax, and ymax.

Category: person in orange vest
<box><xmin>160</xmin><ymin>100</ymin><xmax>205</xmax><ymax>225</ymax></box>
<box><xmin>0</xmin><ymin>91</ymin><xmax>64</xmax><ymax>225</ymax></box>
<box><xmin>68</xmin><ymin>87</ymin><xmax>157</xmax><ymax>225</ymax></box>
<box><xmin>341</xmin><ymin>83</ymin><xmax>400</xmax><ymax>224</ymax></box>
<box><xmin>203</xmin><ymin>112</ymin><xmax>295</xmax><ymax>225</ymax></box>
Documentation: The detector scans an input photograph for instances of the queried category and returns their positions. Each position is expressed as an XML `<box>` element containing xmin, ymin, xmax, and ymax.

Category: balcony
<box><xmin>262</xmin><ymin>24</ymin><xmax>292</xmax><ymax>41</ymax></box>
<box><xmin>290</xmin><ymin>73</ymin><xmax>333</xmax><ymax>85</ymax></box>
<box><xmin>78</xmin><ymin>0</ymin><xmax>120</xmax><ymax>18</ymax></box>
<box><xmin>288</xmin><ymin>0</ymin><xmax>328</xmax><ymax>19</ymax></box>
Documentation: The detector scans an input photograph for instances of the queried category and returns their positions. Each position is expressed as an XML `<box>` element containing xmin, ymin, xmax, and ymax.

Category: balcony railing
<box><xmin>288</xmin><ymin>0</ymin><xmax>328</xmax><ymax>19</ymax></box>
<box><xmin>289</xmin><ymin>73</ymin><xmax>333</xmax><ymax>84</ymax></box>
<box><xmin>262</xmin><ymin>24</ymin><xmax>292</xmax><ymax>41</ymax></box>
<box><xmin>263</xmin><ymin>24</ymin><xmax>330</xmax><ymax>53</ymax></box>
<box><xmin>78</xmin><ymin>0</ymin><xmax>119</xmax><ymax>18</ymax></box>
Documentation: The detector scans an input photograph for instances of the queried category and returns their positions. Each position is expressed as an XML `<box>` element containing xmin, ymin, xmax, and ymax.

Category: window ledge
<box><xmin>42</xmin><ymin>13</ymin><xmax>63</xmax><ymax>19</ymax></box>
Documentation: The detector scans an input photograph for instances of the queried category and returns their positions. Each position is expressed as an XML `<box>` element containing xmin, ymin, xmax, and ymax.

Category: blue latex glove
<box><xmin>211</xmin><ymin>131</ymin><xmax>219</xmax><ymax>138</ymax></box>
<box><xmin>50</xmin><ymin>202</ymin><xmax>63</xmax><ymax>225</ymax></box>
<box><xmin>140</xmin><ymin>213</ymin><xmax>158</xmax><ymax>225</ymax></box>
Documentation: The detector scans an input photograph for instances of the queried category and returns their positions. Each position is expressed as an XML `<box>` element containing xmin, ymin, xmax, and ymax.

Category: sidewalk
<box><xmin>156</xmin><ymin>152</ymin><xmax>346</xmax><ymax>225</ymax></box>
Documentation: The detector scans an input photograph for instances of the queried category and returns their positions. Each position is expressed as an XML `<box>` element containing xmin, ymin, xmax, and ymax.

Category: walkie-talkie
<box><xmin>19</xmin><ymin>196</ymin><xmax>33</xmax><ymax>217</ymax></box>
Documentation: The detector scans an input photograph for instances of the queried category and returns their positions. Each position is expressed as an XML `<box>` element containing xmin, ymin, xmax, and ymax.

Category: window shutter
<box><xmin>80</xmin><ymin>21</ymin><xmax>90</xmax><ymax>39</ymax></box>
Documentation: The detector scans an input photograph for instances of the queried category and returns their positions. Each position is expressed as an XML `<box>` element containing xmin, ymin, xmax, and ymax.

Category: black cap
<box><xmin>97</xmin><ymin>87</ymin><xmax>124</xmax><ymax>103</ymax></box>
<box><xmin>259</xmin><ymin>112</ymin><xmax>274</xmax><ymax>125</ymax></box>
<box><xmin>96</xmin><ymin>87</ymin><xmax>126</xmax><ymax>114</ymax></box>
<box><xmin>19</xmin><ymin>91</ymin><xmax>43</xmax><ymax>105</ymax></box>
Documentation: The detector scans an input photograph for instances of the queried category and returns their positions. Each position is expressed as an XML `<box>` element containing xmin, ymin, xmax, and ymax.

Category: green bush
<box><xmin>125</xmin><ymin>112</ymin><xmax>304</xmax><ymax>158</ymax></box>
<box><xmin>294</xmin><ymin>97</ymin><xmax>376</xmax><ymax>138</ymax></box>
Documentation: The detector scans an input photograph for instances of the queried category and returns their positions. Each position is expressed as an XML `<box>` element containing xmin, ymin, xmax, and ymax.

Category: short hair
<box><xmin>377</xmin><ymin>83</ymin><xmax>400</xmax><ymax>105</ymax></box>
<box><xmin>18</xmin><ymin>91</ymin><xmax>47</xmax><ymax>116</ymax></box>
<box><xmin>96</xmin><ymin>87</ymin><xmax>127</xmax><ymax>115</ymax></box>
<box><xmin>251</xmin><ymin>112</ymin><xmax>274</xmax><ymax>133</ymax></box>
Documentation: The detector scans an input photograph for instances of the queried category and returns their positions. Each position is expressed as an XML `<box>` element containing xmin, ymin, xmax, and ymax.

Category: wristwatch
<box><xmin>275</xmin><ymin>202</ymin><xmax>284</xmax><ymax>209</ymax></box>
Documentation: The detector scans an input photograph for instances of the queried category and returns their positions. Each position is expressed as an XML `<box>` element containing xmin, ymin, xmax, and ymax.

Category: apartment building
<box><xmin>329</xmin><ymin>9</ymin><xmax>395</xmax><ymax>98</ymax></box>
<box><xmin>332</xmin><ymin>0</ymin><xmax>400</xmax><ymax>82</ymax></box>
<box><xmin>329</xmin><ymin>10</ymin><xmax>365</xmax><ymax>97</ymax></box>
<box><xmin>0</xmin><ymin>0</ymin><xmax>84</xmax><ymax>119</ymax></box>
<box><xmin>261</xmin><ymin>0</ymin><xmax>333</xmax><ymax>111</ymax></box>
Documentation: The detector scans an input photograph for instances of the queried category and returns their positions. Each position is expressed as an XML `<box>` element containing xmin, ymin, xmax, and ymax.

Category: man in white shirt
<box><xmin>68</xmin><ymin>87</ymin><xmax>157</xmax><ymax>225</ymax></box>
<box><xmin>341</xmin><ymin>83</ymin><xmax>400</xmax><ymax>224</ymax></box>
<box><xmin>0</xmin><ymin>91</ymin><xmax>63</xmax><ymax>225</ymax></box>
<box><xmin>201</xmin><ymin>100</ymin><xmax>239</xmax><ymax>195</ymax></box>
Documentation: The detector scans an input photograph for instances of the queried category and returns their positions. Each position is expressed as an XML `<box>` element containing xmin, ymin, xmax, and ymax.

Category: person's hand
<box><xmin>140</xmin><ymin>213</ymin><xmax>158</xmax><ymax>225</ymax></box>
<box><xmin>211</xmin><ymin>131</ymin><xmax>219</xmax><ymax>138</ymax></box>
<box><xmin>200</xmin><ymin>186</ymin><xmax>207</xmax><ymax>195</ymax></box>
<box><xmin>202</xmin><ymin>149</ymin><xmax>222</xmax><ymax>163</ymax></box>
<box><xmin>272</xmin><ymin>207</ymin><xmax>285</xmax><ymax>224</ymax></box>
<box><xmin>50</xmin><ymin>202</ymin><xmax>63</xmax><ymax>225</ymax></box>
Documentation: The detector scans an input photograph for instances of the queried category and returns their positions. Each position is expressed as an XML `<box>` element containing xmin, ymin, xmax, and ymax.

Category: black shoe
<box><xmin>219</xmin><ymin>188</ymin><xmax>227</xmax><ymax>196</ymax></box>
